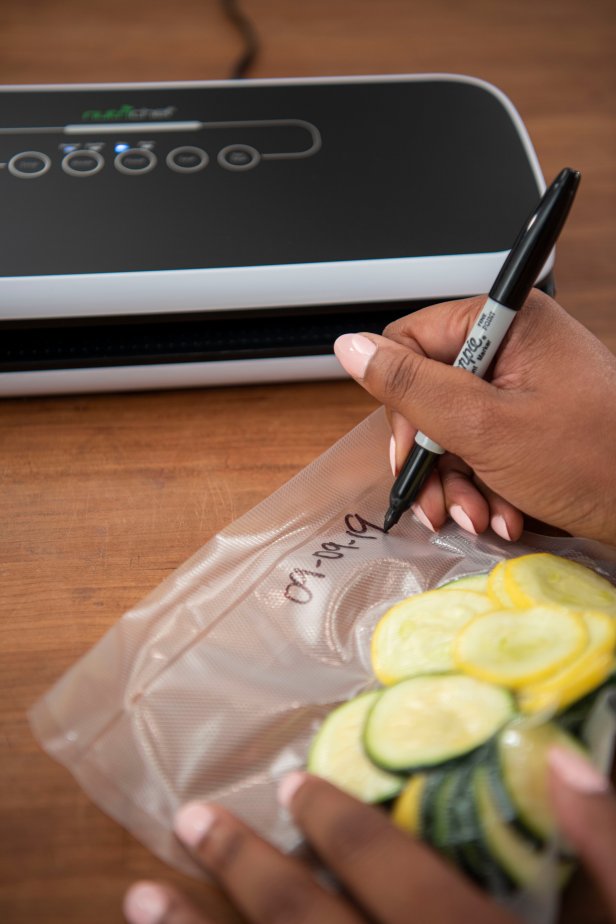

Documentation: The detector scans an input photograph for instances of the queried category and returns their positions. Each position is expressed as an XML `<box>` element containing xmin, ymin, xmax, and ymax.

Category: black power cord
<box><xmin>219</xmin><ymin>0</ymin><xmax>260</xmax><ymax>78</ymax></box>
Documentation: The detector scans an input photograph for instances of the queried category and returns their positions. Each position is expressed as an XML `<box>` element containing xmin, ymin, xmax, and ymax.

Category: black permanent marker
<box><xmin>383</xmin><ymin>167</ymin><xmax>581</xmax><ymax>533</ymax></box>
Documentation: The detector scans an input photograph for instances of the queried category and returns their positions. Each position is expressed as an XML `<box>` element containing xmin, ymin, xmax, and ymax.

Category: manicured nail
<box><xmin>333</xmin><ymin>333</ymin><xmax>377</xmax><ymax>380</ymax></box>
<box><xmin>411</xmin><ymin>504</ymin><xmax>435</xmax><ymax>533</ymax></box>
<box><xmin>491</xmin><ymin>514</ymin><xmax>512</xmax><ymax>541</ymax></box>
<box><xmin>278</xmin><ymin>771</ymin><xmax>309</xmax><ymax>809</ymax></box>
<box><xmin>174</xmin><ymin>802</ymin><xmax>217</xmax><ymax>849</ymax></box>
<box><xmin>123</xmin><ymin>882</ymin><xmax>169</xmax><ymax>924</ymax></box>
<box><xmin>548</xmin><ymin>746</ymin><xmax>611</xmax><ymax>795</ymax></box>
<box><xmin>389</xmin><ymin>435</ymin><xmax>397</xmax><ymax>476</ymax></box>
<box><xmin>449</xmin><ymin>505</ymin><xmax>477</xmax><ymax>535</ymax></box>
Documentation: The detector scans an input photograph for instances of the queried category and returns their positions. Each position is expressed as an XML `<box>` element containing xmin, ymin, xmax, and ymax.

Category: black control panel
<box><xmin>0</xmin><ymin>79</ymin><xmax>541</xmax><ymax>278</ymax></box>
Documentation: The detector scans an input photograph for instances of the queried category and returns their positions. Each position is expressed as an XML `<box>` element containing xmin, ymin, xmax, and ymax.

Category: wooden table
<box><xmin>1</xmin><ymin>1</ymin><xmax>614</xmax><ymax>921</ymax></box>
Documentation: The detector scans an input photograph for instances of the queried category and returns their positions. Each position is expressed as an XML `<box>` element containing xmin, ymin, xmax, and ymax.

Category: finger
<box><xmin>381</xmin><ymin>296</ymin><xmax>486</xmax><ymax>363</ymax></box>
<box><xmin>389</xmin><ymin>411</ymin><xmax>416</xmax><ymax>475</ymax></box>
<box><xmin>173</xmin><ymin>802</ymin><xmax>363</xmax><ymax>924</ymax></box>
<box><xmin>472</xmin><ymin>477</ymin><xmax>524</xmax><ymax>542</ymax></box>
<box><xmin>438</xmin><ymin>455</ymin><xmax>490</xmax><ymax>535</ymax></box>
<box><xmin>280</xmin><ymin>773</ymin><xmax>516</xmax><ymax>924</ymax></box>
<box><xmin>412</xmin><ymin>469</ymin><xmax>447</xmax><ymax>532</ymax></box>
<box><xmin>548</xmin><ymin>746</ymin><xmax>616</xmax><ymax>917</ymax></box>
<box><xmin>124</xmin><ymin>881</ymin><xmax>211</xmax><ymax>924</ymax></box>
<box><xmin>333</xmin><ymin>332</ymin><xmax>499</xmax><ymax>462</ymax></box>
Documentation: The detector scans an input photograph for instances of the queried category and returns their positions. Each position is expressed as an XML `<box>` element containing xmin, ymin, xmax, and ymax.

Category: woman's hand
<box><xmin>123</xmin><ymin>746</ymin><xmax>616</xmax><ymax>924</ymax></box>
<box><xmin>333</xmin><ymin>290</ymin><xmax>616</xmax><ymax>545</ymax></box>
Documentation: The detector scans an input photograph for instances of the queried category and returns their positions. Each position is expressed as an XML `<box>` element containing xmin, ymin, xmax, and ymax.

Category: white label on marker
<box><xmin>416</xmin><ymin>297</ymin><xmax>517</xmax><ymax>455</ymax></box>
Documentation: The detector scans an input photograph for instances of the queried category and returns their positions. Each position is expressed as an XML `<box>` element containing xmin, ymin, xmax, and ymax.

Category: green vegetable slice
<box><xmin>371</xmin><ymin>589</ymin><xmax>494</xmax><ymax>684</ymax></box>
<box><xmin>496</xmin><ymin>721</ymin><xmax>588</xmax><ymax>844</ymax></box>
<box><xmin>364</xmin><ymin>673</ymin><xmax>515</xmax><ymax>771</ymax></box>
<box><xmin>308</xmin><ymin>691</ymin><xmax>404</xmax><ymax>803</ymax></box>
<box><xmin>473</xmin><ymin>765</ymin><xmax>572</xmax><ymax>888</ymax></box>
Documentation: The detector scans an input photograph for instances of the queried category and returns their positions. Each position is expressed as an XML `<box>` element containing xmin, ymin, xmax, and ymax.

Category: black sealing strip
<box><xmin>0</xmin><ymin>302</ymin><xmax>422</xmax><ymax>372</ymax></box>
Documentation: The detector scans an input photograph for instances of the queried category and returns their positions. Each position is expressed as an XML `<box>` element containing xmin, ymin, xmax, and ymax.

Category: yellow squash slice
<box><xmin>503</xmin><ymin>553</ymin><xmax>616</xmax><ymax>616</ymax></box>
<box><xmin>371</xmin><ymin>589</ymin><xmax>494</xmax><ymax>685</ymax></box>
<box><xmin>519</xmin><ymin>610</ymin><xmax>616</xmax><ymax>713</ymax></box>
<box><xmin>454</xmin><ymin>606</ymin><xmax>588</xmax><ymax>688</ymax></box>
<box><xmin>392</xmin><ymin>773</ymin><xmax>427</xmax><ymax>834</ymax></box>
<box><xmin>487</xmin><ymin>560</ymin><xmax>517</xmax><ymax>608</ymax></box>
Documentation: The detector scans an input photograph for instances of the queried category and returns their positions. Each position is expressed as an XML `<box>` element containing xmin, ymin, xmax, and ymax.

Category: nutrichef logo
<box><xmin>81</xmin><ymin>104</ymin><xmax>177</xmax><ymax>122</ymax></box>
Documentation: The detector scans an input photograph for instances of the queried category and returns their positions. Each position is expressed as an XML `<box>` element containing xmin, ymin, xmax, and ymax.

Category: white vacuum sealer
<box><xmin>0</xmin><ymin>74</ymin><xmax>552</xmax><ymax>396</ymax></box>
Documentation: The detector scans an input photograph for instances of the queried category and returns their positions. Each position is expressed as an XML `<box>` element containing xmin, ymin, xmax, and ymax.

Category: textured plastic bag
<box><xmin>30</xmin><ymin>408</ymin><xmax>616</xmax><ymax>922</ymax></box>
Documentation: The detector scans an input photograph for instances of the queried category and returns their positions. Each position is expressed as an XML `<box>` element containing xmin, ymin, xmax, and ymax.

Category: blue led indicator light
<box><xmin>114</xmin><ymin>143</ymin><xmax>130</xmax><ymax>153</ymax></box>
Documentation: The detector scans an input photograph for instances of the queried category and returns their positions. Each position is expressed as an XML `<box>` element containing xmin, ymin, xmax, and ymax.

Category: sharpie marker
<box><xmin>383</xmin><ymin>167</ymin><xmax>581</xmax><ymax>533</ymax></box>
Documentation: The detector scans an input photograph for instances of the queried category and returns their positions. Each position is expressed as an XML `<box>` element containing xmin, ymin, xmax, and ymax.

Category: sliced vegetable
<box><xmin>371</xmin><ymin>589</ymin><xmax>493</xmax><ymax>684</ymax></box>
<box><xmin>455</xmin><ymin>606</ymin><xmax>588</xmax><ymax>688</ymax></box>
<box><xmin>307</xmin><ymin>691</ymin><xmax>404</xmax><ymax>802</ymax></box>
<box><xmin>487</xmin><ymin>560</ymin><xmax>517</xmax><ymax>608</ymax></box>
<box><xmin>503</xmin><ymin>553</ymin><xmax>616</xmax><ymax>616</ymax></box>
<box><xmin>364</xmin><ymin>673</ymin><xmax>514</xmax><ymax>771</ymax></box>
<box><xmin>496</xmin><ymin>721</ymin><xmax>587</xmax><ymax>843</ymax></box>
<box><xmin>392</xmin><ymin>773</ymin><xmax>427</xmax><ymax>834</ymax></box>
<box><xmin>473</xmin><ymin>765</ymin><xmax>571</xmax><ymax>888</ymax></box>
<box><xmin>519</xmin><ymin>610</ymin><xmax>615</xmax><ymax>714</ymax></box>
<box><xmin>442</xmin><ymin>574</ymin><xmax>489</xmax><ymax>593</ymax></box>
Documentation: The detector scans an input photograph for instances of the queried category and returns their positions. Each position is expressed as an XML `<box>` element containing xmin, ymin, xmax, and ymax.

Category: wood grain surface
<box><xmin>0</xmin><ymin>1</ymin><xmax>614</xmax><ymax>922</ymax></box>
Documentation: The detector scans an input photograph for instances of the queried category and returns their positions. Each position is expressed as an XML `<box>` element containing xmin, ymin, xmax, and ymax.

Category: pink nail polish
<box><xmin>123</xmin><ymin>882</ymin><xmax>169</xmax><ymax>924</ymax></box>
<box><xmin>411</xmin><ymin>504</ymin><xmax>435</xmax><ymax>533</ymax></box>
<box><xmin>548</xmin><ymin>746</ymin><xmax>610</xmax><ymax>795</ymax></box>
<box><xmin>333</xmin><ymin>333</ymin><xmax>377</xmax><ymax>380</ymax></box>
<box><xmin>174</xmin><ymin>802</ymin><xmax>217</xmax><ymax>849</ymax></box>
<box><xmin>389</xmin><ymin>435</ymin><xmax>397</xmax><ymax>476</ymax></box>
<box><xmin>491</xmin><ymin>514</ymin><xmax>512</xmax><ymax>541</ymax></box>
<box><xmin>449</xmin><ymin>505</ymin><xmax>477</xmax><ymax>535</ymax></box>
<box><xmin>278</xmin><ymin>771</ymin><xmax>309</xmax><ymax>809</ymax></box>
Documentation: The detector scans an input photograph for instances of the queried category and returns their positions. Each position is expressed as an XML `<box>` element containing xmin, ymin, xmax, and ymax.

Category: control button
<box><xmin>8</xmin><ymin>151</ymin><xmax>51</xmax><ymax>178</ymax></box>
<box><xmin>218</xmin><ymin>144</ymin><xmax>260</xmax><ymax>171</ymax></box>
<box><xmin>62</xmin><ymin>149</ymin><xmax>104</xmax><ymax>177</ymax></box>
<box><xmin>167</xmin><ymin>146</ymin><xmax>209</xmax><ymax>174</ymax></box>
<box><xmin>114</xmin><ymin>148</ymin><xmax>157</xmax><ymax>175</ymax></box>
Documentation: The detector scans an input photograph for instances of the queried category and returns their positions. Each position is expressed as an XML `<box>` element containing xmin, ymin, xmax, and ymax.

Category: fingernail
<box><xmin>333</xmin><ymin>333</ymin><xmax>377</xmax><ymax>380</ymax></box>
<box><xmin>548</xmin><ymin>746</ymin><xmax>611</xmax><ymax>795</ymax></box>
<box><xmin>174</xmin><ymin>802</ymin><xmax>217</xmax><ymax>849</ymax></box>
<box><xmin>123</xmin><ymin>882</ymin><xmax>169</xmax><ymax>924</ymax></box>
<box><xmin>449</xmin><ymin>505</ymin><xmax>477</xmax><ymax>535</ymax></box>
<box><xmin>389</xmin><ymin>435</ymin><xmax>397</xmax><ymax>476</ymax></box>
<box><xmin>491</xmin><ymin>514</ymin><xmax>512</xmax><ymax>541</ymax></box>
<box><xmin>278</xmin><ymin>771</ymin><xmax>309</xmax><ymax>809</ymax></box>
<box><xmin>411</xmin><ymin>503</ymin><xmax>435</xmax><ymax>533</ymax></box>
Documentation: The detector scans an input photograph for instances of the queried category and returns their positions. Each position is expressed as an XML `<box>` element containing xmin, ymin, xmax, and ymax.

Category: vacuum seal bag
<box><xmin>30</xmin><ymin>408</ymin><xmax>616</xmax><ymax>921</ymax></box>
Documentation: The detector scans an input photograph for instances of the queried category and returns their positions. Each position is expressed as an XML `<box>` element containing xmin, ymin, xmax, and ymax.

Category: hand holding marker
<box><xmin>381</xmin><ymin>167</ymin><xmax>581</xmax><ymax>531</ymax></box>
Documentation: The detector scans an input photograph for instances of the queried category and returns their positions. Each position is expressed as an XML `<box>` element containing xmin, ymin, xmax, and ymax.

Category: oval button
<box><xmin>217</xmin><ymin>144</ymin><xmax>260</xmax><ymax>171</ymax></box>
<box><xmin>167</xmin><ymin>146</ymin><xmax>209</xmax><ymax>173</ymax></box>
<box><xmin>114</xmin><ymin>148</ymin><xmax>157</xmax><ymax>175</ymax></box>
<box><xmin>8</xmin><ymin>151</ymin><xmax>51</xmax><ymax>178</ymax></box>
<box><xmin>62</xmin><ymin>150</ymin><xmax>104</xmax><ymax>177</ymax></box>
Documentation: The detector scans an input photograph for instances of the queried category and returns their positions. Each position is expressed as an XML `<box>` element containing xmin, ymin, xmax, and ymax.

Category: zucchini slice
<box><xmin>503</xmin><ymin>553</ymin><xmax>616</xmax><ymax>616</ymax></box>
<box><xmin>308</xmin><ymin>692</ymin><xmax>404</xmax><ymax>803</ymax></box>
<box><xmin>496</xmin><ymin>722</ymin><xmax>587</xmax><ymax>844</ymax></box>
<box><xmin>371</xmin><ymin>589</ymin><xmax>494</xmax><ymax>684</ymax></box>
<box><xmin>364</xmin><ymin>673</ymin><xmax>515</xmax><ymax>771</ymax></box>
<box><xmin>487</xmin><ymin>560</ymin><xmax>517</xmax><ymax>608</ymax></box>
<box><xmin>441</xmin><ymin>574</ymin><xmax>489</xmax><ymax>593</ymax></box>
<box><xmin>519</xmin><ymin>611</ymin><xmax>616</xmax><ymax>714</ymax></box>
<box><xmin>473</xmin><ymin>765</ymin><xmax>571</xmax><ymax>888</ymax></box>
<box><xmin>454</xmin><ymin>606</ymin><xmax>588</xmax><ymax>688</ymax></box>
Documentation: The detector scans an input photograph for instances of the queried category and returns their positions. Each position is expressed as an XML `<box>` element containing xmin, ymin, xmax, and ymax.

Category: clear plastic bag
<box><xmin>29</xmin><ymin>408</ymin><xmax>616</xmax><ymax>920</ymax></box>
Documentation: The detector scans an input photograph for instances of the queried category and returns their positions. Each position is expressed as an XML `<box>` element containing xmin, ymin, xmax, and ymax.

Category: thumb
<box><xmin>548</xmin><ymin>745</ymin><xmax>616</xmax><ymax>916</ymax></box>
<box><xmin>333</xmin><ymin>332</ymin><xmax>497</xmax><ymax>458</ymax></box>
